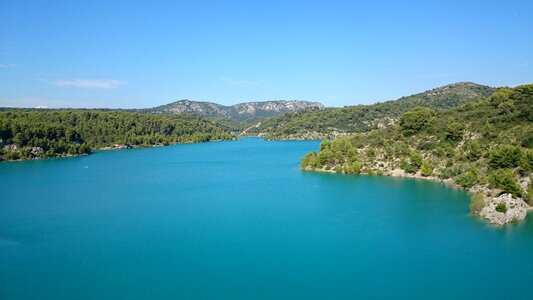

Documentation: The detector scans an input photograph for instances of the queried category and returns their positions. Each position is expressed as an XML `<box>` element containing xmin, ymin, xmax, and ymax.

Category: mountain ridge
<box><xmin>139</xmin><ymin>99</ymin><xmax>325</xmax><ymax>121</ymax></box>
<box><xmin>248</xmin><ymin>82</ymin><xmax>496</xmax><ymax>139</ymax></box>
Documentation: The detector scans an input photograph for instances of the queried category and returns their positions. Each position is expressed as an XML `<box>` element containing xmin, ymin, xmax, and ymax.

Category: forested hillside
<box><xmin>251</xmin><ymin>82</ymin><xmax>494</xmax><ymax>139</ymax></box>
<box><xmin>301</xmin><ymin>84</ymin><xmax>533</xmax><ymax>225</ymax></box>
<box><xmin>0</xmin><ymin>110</ymin><xmax>235</xmax><ymax>161</ymax></box>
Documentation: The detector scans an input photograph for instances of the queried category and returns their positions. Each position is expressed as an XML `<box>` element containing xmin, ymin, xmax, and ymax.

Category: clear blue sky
<box><xmin>0</xmin><ymin>0</ymin><xmax>532</xmax><ymax>108</ymax></box>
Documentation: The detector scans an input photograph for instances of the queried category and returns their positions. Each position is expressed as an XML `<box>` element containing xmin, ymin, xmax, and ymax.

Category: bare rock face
<box><xmin>101</xmin><ymin>144</ymin><xmax>131</xmax><ymax>150</ymax></box>
<box><xmin>3</xmin><ymin>144</ymin><xmax>18</xmax><ymax>152</ymax></box>
<box><xmin>29</xmin><ymin>147</ymin><xmax>44</xmax><ymax>156</ymax></box>
<box><xmin>479</xmin><ymin>194</ymin><xmax>529</xmax><ymax>226</ymax></box>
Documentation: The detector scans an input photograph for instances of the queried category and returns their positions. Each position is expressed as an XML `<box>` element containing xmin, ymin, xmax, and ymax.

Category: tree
<box><xmin>351</xmin><ymin>160</ymin><xmax>362</xmax><ymax>174</ymax></box>
<box><xmin>301</xmin><ymin>152</ymin><xmax>317</xmax><ymax>169</ymax></box>
<box><xmin>400</xmin><ymin>157</ymin><xmax>416</xmax><ymax>174</ymax></box>
<box><xmin>455</xmin><ymin>167</ymin><xmax>478</xmax><ymax>188</ymax></box>
<box><xmin>420</xmin><ymin>161</ymin><xmax>432</xmax><ymax>177</ymax></box>
<box><xmin>489</xmin><ymin>145</ymin><xmax>523</xmax><ymax>169</ymax></box>
<box><xmin>498</xmin><ymin>100</ymin><xmax>515</xmax><ymax>114</ymax></box>
<box><xmin>0</xmin><ymin>110</ymin><xmax>234</xmax><ymax>160</ymax></box>
<box><xmin>13</xmin><ymin>132</ymin><xmax>26</xmax><ymax>147</ymax></box>
<box><xmin>488</xmin><ymin>169</ymin><xmax>522</xmax><ymax>197</ymax></box>
<box><xmin>399</xmin><ymin>107</ymin><xmax>436</xmax><ymax>136</ymax></box>
<box><xmin>445</xmin><ymin>122</ymin><xmax>464</xmax><ymax>141</ymax></box>
<box><xmin>409</xmin><ymin>151</ymin><xmax>423</xmax><ymax>169</ymax></box>
<box><xmin>489</xmin><ymin>88</ymin><xmax>513</xmax><ymax>108</ymax></box>
<box><xmin>466</xmin><ymin>141</ymin><xmax>482</xmax><ymax>161</ymax></box>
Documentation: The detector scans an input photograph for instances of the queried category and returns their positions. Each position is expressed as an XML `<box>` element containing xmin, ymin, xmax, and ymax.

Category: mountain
<box><xmin>139</xmin><ymin>100</ymin><xmax>325</xmax><ymax>122</ymax></box>
<box><xmin>249</xmin><ymin>82</ymin><xmax>495</xmax><ymax>139</ymax></box>
<box><xmin>301</xmin><ymin>83</ymin><xmax>533</xmax><ymax>225</ymax></box>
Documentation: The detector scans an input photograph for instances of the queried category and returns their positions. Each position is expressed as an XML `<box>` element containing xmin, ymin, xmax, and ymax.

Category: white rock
<box><xmin>479</xmin><ymin>193</ymin><xmax>529</xmax><ymax>226</ymax></box>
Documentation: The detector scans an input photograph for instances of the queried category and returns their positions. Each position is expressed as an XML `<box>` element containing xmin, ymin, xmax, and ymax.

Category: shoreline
<box><xmin>303</xmin><ymin>166</ymin><xmax>532</xmax><ymax>226</ymax></box>
<box><xmin>0</xmin><ymin>137</ymin><xmax>238</xmax><ymax>163</ymax></box>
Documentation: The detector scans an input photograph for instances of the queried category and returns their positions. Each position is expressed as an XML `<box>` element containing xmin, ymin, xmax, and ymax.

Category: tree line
<box><xmin>0</xmin><ymin>109</ymin><xmax>235</xmax><ymax>160</ymax></box>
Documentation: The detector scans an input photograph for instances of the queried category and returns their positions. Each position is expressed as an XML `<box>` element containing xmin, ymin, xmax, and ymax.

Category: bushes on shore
<box><xmin>300</xmin><ymin>84</ymin><xmax>532</xmax><ymax>204</ymax></box>
<box><xmin>470</xmin><ymin>192</ymin><xmax>485</xmax><ymax>213</ymax></box>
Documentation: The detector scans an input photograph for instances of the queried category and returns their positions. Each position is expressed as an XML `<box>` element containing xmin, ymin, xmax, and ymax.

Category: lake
<box><xmin>1</xmin><ymin>137</ymin><xmax>532</xmax><ymax>299</ymax></box>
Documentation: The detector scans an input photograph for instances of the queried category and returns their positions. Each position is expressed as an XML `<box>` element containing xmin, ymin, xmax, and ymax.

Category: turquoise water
<box><xmin>1</xmin><ymin>137</ymin><xmax>532</xmax><ymax>299</ymax></box>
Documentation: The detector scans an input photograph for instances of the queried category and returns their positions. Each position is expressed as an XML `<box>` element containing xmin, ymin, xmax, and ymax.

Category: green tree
<box><xmin>399</xmin><ymin>107</ymin><xmax>436</xmax><ymax>136</ymax></box>
<box><xmin>466</xmin><ymin>141</ymin><xmax>482</xmax><ymax>161</ymax></box>
<box><xmin>400</xmin><ymin>157</ymin><xmax>416</xmax><ymax>174</ymax></box>
<box><xmin>420</xmin><ymin>161</ymin><xmax>432</xmax><ymax>177</ymax></box>
<box><xmin>496</xmin><ymin>202</ymin><xmax>507</xmax><ymax>213</ymax></box>
<box><xmin>445</xmin><ymin>122</ymin><xmax>464</xmax><ymax>141</ymax></box>
<box><xmin>489</xmin><ymin>145</ymin><xmax>523</xmax><ymax>169</ymax></box>
<box><xmin>488</xmin><ymin>169</ymin><xmax>522</xmax><ymax>197</ymax></box>
<box><xmin>409</xmin><ymin>152</ymin><xmax>423</xmax><ymax>170</ymax></box>
<box><xmin>13</xmin><ymin>132</ymin><xmax>27</xmax><ymax>147</ymax></box>
<box><xmin>455</xmin><ymin>167</ymin><xmax>478</xmax><ymax>188</ymax></box>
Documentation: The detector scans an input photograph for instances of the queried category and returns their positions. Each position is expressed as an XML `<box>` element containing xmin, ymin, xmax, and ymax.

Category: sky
<box><xmin>0</xmin><ymin>0</ymin><xmax>532</xmax><ymax>108</ymax></box>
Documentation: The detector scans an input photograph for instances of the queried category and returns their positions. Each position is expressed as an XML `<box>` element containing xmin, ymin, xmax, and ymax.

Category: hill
<box><xmin>250</xmin><ymin>82</ymin><xmax>495</xmax><ymax>139</ymax></box>
<box><xmin>139</xmin><ymin>100</ymin><xmax>325</xmax><ymax>122</ymax></box>
<box><xmin>301</xmin><ymin>84</ymin><xmax>533</xmax><ymax>225</ymax></box>
<box><xmin>0</xmin><ymin>110</ymin><xmax>235</xmax><ymax>161</ymax></box>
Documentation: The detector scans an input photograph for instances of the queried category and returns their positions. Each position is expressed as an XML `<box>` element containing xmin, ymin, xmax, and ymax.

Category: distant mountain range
<box><xmin>138</xmin><ymin>100</ymin><xmax>325</xmax><ymax>121</ymax></box>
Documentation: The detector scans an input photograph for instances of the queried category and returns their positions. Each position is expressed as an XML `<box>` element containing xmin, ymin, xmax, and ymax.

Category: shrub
<box><xmin>488</xmin><ymin>169</ymin><xmax>522</xmax><ymax>197</ymax></box>
<box><xmin>466</xmin><ymin>141</ymin><xmax>483</xmax><ymax>161</ymax></box>
<box><xmin>470</xmin><ymin>192</ymin><xmax>485</xmax><ymax>213</ymax></box>
<box><xmin>418</xmin><ymin>141</ymin><xmax>437</xmax><ymax>151</ymax></box>
<box><xmin>495</xmin><ymin>202</ymin><xmax>507</xmax><ymax>213</ymax></box>
<box><xmin>519</xmin><ymin>149</ymin><xmax>533</xmax><ymax>172</ymax></box>
<box><xmin>489</xmin><ymin>145</ymin><xmax>523</xmax><ymax>169</ymax></box>
<box><xmin>400</xmin><ymin>157</ymin><xmax>416</xmax><ymax>174</ymax></box>
<box><xmin>522</xmin><ymin>136</ymin><xmax>533</xmax><ymax>148</ymax></box>
<box><xmin>438</xmin><ymin>167</ymin><xmax>453</xmax><ymax>179</ymax></box>
<box><xmin>352</xmin><ymin>160</ymin><xmax>362</xmax><ymax>174</ymax></box>
<box><xmin>394</xmin><ymin>141</ymin><xmax>410</xmax><ymax>156</ymax></box>
<box><xmin>445</xmin><ymin>122</ymin><xmax>464</xmax><ymax>141</ymax></box>
<box><xmin>524</xmin><ymin>180</ymin><xmax>533</xmax><ymax>206</ymax></box>
<box><xmin>420</xmin><ymin>161</ymin><xmax>433</xmax><ymax>177</ymax></box>
<box><xmin>409</xmin><ymin>152</ymin><xmax>423</xmax><ymax>169</ymax></box>
<box><xmin>435</xmin><ymin>146</ymin><xmax>446</xmax><ymax>157</ymax></box>
<box><xmin>455</xmin><ymin>168</ymin><xmax>478</xmax><ymax>188</ymax></box>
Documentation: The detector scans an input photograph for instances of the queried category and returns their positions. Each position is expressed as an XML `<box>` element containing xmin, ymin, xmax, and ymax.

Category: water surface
<box><xmin>1</xmin><ymin>138</ymin><xmax>532</xmax><ymax>299</ymax></box>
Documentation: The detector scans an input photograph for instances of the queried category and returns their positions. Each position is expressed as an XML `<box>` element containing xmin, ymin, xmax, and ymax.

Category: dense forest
<box><xmin>0</xmin><ymin>110</ymin><xmax>235</xmax><ymax>161</ymax></box>
<box><xmin>301</xmin><ymin>84</ymin><xmax>533</xmax><ymax>224</ymax></box>
<box><xmin>249</xmin><ymin>82</ymin><xmax>494</xmax><ymax>139</ymax></box>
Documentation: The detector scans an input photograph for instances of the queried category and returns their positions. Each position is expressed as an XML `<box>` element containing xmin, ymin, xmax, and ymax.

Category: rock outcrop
<box><xmin>479</xmin><ymin>193</ymin><xmax>530</xmax><ymax>226</ymax></box>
